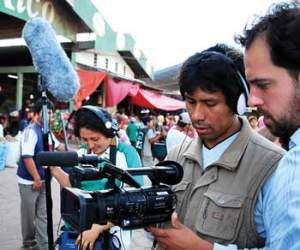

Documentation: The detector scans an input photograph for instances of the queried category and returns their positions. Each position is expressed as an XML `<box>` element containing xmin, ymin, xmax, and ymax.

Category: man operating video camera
<box><xmin>50</xmin><ymin>105</ymin><xmax>143</xmax><ymax>250</ymax></box>
<box><xmin>149</xmin><ymin>44</ymin><xmax>286</xmax><ymax>250</ymax></box>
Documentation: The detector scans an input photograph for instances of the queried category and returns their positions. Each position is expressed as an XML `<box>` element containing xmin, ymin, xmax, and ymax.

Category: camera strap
<box><xmin>109</xmin><ymin>138</ymin><xmax>117</xmax><ymax>165</ymax></box>
<box><xmin>102</xmin><ymin>139</ymin><xmax>118</xmax><ymax>191</ymax></box>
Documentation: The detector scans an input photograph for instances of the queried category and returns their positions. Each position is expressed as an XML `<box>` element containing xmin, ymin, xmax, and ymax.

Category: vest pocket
<box><xmin>172</xmin><ymin>181</ymin><xmax>191</xmax><ymax>213</ymax></box>
<box><xmin>195</xmin><ymin>189</ymin><xmax>244</xmax><ymax>241</ymax></box>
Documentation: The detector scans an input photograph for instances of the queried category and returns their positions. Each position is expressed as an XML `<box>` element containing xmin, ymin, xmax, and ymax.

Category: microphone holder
<box><xmin>39</xmin><ymin>76</ymin><xmax>55</xmax><ymax>250</ymax></box>
<box><xmin>60</xmin><ymin>112</ymin><xmax>69</xmax><ymax>151</ymax></box>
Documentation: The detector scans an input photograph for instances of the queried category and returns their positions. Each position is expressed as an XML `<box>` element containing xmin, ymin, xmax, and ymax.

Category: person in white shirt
<box><xmin>141</xmin><ymin>116</ymin><xmax>164</xmax><ymax>168</ymax></box>
<box><xmin>166</xmin><ymin>111</ymin><xmax>192</xmax><ymax>153</ymax></box>
<box><xmin>16</xmin><ymin>99</ymin><xmax>65</xmax><ymax>250</ymax></box>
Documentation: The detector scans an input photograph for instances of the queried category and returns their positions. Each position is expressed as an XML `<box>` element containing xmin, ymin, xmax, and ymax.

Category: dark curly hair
<box><xmin>205</xmin><ymin>43</ymin><xmax>246</xmax><ymax>79</ymax></box>
<box><xmin>73</xmin><ymin>107</ymin><xmax>115</xmax><ymax>138</ymax></box>
<box><xmin>179</xmin><ymin>45</ymin><xmax>246</xmax><ymax>114</ymax></box>
<box><xmin>236</xmin><ymin>1</ymin><xmax>300</xmax><ymax>79</ymax></box>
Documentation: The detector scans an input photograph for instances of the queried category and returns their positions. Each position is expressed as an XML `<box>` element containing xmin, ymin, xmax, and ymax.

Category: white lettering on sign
<box><xmin>4</xmin><ymin>0</ymin><xmax>15</xmax><ymax>11</ymax></box>
<box><xmin>27</xmin><ymin>0</ymin><xmax>39</xmax><ymax>17</ymax></box>
<box><xmin>17</xmin><ymin>0</ymin><xmax>26</xmax><ymax>13</ymax></box>
<box><xmin>41</xmin><ymin>1</ymin><xmax>54</xmax><ymax>22</ymax></box>
<box><xmin>4</xmin><ymin>0</ymin><xmax>55</xmax><ymax>23</ymax></box>
<box><xmin>93</xmin><ymin>12</ymin><xmax>106</xmax><ymax>37</ymax></box>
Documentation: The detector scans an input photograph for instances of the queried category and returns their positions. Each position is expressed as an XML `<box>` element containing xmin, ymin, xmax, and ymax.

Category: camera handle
<box><xmin>148</xmin><ymin>176</ymin><xmax>161</xmax><ymax>187</ymax></box>
<box><xmin>105</xmin><ymin>175</ymin><xmax>122</xmax><ymax>192</ymax></box>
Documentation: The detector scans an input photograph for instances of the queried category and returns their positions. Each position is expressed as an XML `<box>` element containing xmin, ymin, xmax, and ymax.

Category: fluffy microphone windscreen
<box><xmin>22</xmin><ymin>17</ymin><xmax>80</xmax><ymax>102</ymax></box>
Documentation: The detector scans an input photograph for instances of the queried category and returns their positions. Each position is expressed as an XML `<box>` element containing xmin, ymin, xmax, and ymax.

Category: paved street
<box><xmin>0</xmin><ymin>167</ymin><xmax>61</xmax><ymax>250</ymax></box>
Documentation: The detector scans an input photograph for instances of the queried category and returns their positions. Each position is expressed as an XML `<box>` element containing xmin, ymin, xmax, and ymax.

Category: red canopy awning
<box><xmin>105</xmin><ymin>77</ymin><xmax>140</xmax><ymax>107</ymax></box>
<box><xmin>74</xmin><ymin>69</ymin><xmax>107</xmax><ymax>109</ymax></box>
<box><xmin>73</xmin><ymin>69</ymin><xmax>185</xmax><ymax>111</ymax></box>
<box><xmin>130</xmin><ymin>89</ymin><xmax>186</xmax><ymax>111</ymax></box>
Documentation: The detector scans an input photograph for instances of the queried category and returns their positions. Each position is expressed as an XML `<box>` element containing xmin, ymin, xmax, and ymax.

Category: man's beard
<box><xmin>263</xmin><ymin>88</ymin><xmax>300</xmax><ymax>139</ymax></box>
<box><xmin>265</xmin><ymin>116</ymin><xmax>296</xmax><ymax>139</ymax></box>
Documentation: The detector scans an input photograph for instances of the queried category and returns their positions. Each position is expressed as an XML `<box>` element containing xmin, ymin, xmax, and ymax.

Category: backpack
<box><xmin>135</xmin><ymin>128</ymin><xmax>148</xmax><ymax>156</ymax></box>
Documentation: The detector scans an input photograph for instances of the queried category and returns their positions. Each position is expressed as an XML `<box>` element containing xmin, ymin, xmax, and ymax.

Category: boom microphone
<box><xmin>22</xmin><ymin>17</ymin><xmax>79</xmax><ymax>102</ymax></box>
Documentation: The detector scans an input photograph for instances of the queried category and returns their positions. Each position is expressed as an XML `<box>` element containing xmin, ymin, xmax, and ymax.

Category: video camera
<box><xmin>37</xmin><ymin>151</ymin><xmax>183</xmax><ymax>231</ymax></box>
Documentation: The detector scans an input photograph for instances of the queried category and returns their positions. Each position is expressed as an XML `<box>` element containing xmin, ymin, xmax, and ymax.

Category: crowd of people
<box><xmin>5</xmin><ymin>1</ymin><xmax>300</xmax><ymax>250</ymax></box>
<box><xmin>11</xmin><ymin>100</ymin><xmax>196</xmax><ymax>250</ymax></box>
<box><xmin>110</xmin><ymin>111</ymin><xmax>196</xmax><ymax>163</ymax></box>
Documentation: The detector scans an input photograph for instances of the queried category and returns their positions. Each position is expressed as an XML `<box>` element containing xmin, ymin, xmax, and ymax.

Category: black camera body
<box><xmin>36</xmin><ymin>151</ymin><xmax>183</xmax><ymax>232</ymax></box>
<box><xmin>61</xmin><ymin>184</ymin><xmax>176</xmax><ymax>231</ymax></box>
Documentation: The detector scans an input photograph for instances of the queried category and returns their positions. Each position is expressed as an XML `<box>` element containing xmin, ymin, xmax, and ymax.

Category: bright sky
<box><xmin>92</xmin><ymin>0</ymin><xmax>281</xmax><ymax>71</ymax></box>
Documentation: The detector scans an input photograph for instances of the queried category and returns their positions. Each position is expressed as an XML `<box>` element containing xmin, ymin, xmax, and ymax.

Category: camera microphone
<box><xmin>127</xmin><ymin>161</ymin><xmax>183</xmax><ymax>186</ymax></box>
<box><xmin>36</xmin><ymin>151</ymin><xmax>105</xmax><ymax>168</ymax></box>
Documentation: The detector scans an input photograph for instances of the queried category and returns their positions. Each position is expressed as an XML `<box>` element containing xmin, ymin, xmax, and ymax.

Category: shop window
<box><xmin>105</xmin><ymin>58</ymin><xmax>109</xmax><ymax>69</ymax></box>
<box><xmin>93</xmin><ymin>54</ymin><xmax>98</xmax><ymax>67</ymax></box>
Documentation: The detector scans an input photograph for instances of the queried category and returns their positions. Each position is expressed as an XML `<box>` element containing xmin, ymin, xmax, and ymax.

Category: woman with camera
<box><xmin>50</xmin><ymin>105</ymin><xmax>143</xmax><ymax>250</ymax></box>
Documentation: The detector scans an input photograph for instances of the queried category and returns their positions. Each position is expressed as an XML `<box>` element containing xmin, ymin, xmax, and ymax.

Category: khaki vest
<box><xmin>164</xmin><ymin>117</ymin><xmax>285</xmax><ymax>248</ymax></box>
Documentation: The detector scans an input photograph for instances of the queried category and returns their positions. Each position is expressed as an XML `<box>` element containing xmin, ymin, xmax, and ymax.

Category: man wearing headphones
<box><xmin>149</xmin><ymin>45</ymin><xmax>285</xmax><ymax>249</ymax></box>
<box><xmin>50</xmin><ymin>105</ymin><xmax>143</xmax><ymax>250</ymax></box>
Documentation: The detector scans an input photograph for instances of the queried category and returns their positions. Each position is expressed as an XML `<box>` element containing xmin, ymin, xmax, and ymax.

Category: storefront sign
<box><xmin>2</xmin><ymin>0</ymin><xmax>55</xmax><ymax>23</ymax></box>
<box><xmin>0</xmin><ymin>0</ymin><xmax>87</xmax><ymax>41</ymax></box>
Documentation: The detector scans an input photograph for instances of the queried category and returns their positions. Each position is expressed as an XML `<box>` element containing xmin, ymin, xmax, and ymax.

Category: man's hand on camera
<box><xmin>148</xmin><ymin>212</ymin><xmax>213</xmax><ymax>250</ymax></box>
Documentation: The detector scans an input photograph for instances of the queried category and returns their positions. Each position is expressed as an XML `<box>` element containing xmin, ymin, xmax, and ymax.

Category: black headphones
<box><xmin>201</xmin><ymin>51</ymin><xmax>249</xmax><ymax>115</ymax></box>
<box><xmin>80</xmin><ymin>105</ymin><xmax>119</xmax><ymax>138</ymax></box>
